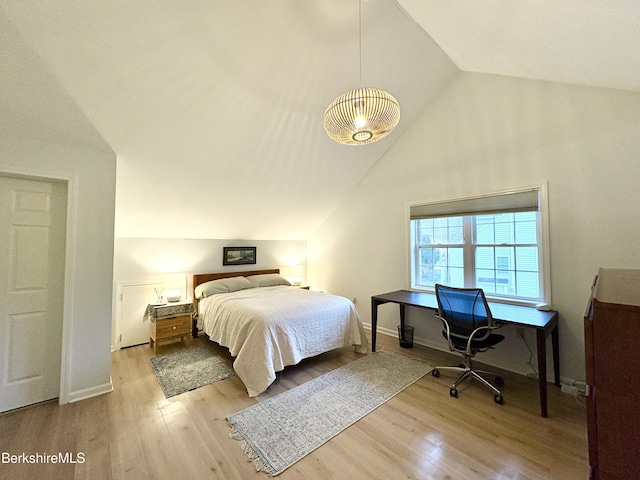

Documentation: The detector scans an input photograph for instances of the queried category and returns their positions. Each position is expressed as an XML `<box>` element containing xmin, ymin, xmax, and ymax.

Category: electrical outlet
<box><xmin>516</xmin><ymin>327</ymin><xmax>525</xmax><ymax>339</ymax></box>
<box><xmin>561</xmin><ymin>384</ymin><xmax>586</xmax><ymax>396</ymax></box>
<box><xmin>561</xmin><ymin>384</ymin><xmax>579</xmax><ymax>395</ymax></box>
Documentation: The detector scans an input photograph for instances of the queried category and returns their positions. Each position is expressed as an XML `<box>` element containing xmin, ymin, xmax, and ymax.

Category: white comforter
<box><xmin>198</xmin><ymin>286</ymin><xmax>368</xmax><ymax>396</ymax></box>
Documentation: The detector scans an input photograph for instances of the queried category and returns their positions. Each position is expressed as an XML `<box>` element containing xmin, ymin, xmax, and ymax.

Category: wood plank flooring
<box><xmin>0</xmin><ymin>332</ymin><xmax>589</xmax><ymax>479</ymax></box>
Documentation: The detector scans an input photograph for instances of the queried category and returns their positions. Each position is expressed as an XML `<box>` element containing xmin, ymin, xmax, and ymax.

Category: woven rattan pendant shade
<box><xmin>322</xmin><ymin>0</ymin><xmax>400</xmax><ymax>145</ymax></box>
<box><xmin>323</xmin><ymin>88</ymin><xmax>400</xmax><ymax>145</ymax></box>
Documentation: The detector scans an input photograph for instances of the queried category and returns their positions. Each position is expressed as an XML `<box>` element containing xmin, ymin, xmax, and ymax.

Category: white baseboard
<box><xmin>364</xmin><ymin>323</ymin><xmax>580</xmax><ymax>386</ymax></box>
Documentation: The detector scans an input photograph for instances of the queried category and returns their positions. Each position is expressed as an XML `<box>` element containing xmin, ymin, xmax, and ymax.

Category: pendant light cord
<box><xmin>358</xmin><ymin>0</ymin><xmax>362</xmax><ymax>87</ymax></box>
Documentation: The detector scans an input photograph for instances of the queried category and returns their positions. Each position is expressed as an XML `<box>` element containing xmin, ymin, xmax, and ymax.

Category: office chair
<box><xmin>431</xmin><ymin>284</ymin><xmax>505</xmax><ymax>404</ymax></box>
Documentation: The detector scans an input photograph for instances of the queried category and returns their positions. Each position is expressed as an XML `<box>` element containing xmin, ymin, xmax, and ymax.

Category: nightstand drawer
<box><xmin>155</xmin><ymin>315</ymin><xmax>190</xmax><ymax>337</ymax></box>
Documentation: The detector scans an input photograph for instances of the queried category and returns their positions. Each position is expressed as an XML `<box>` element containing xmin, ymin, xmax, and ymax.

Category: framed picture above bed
<box><xmin>223</xmin><ymin>246</ymin><xmax>257</xmax><ymax>266</ymax></box>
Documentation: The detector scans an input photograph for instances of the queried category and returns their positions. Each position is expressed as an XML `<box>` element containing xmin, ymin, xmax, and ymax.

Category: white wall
<box><xmin>112</xmin><ymin>238</ymin><xmax>306</xmax><ymax>349</ymax></box>
<box><xmin>308</xmin><ymin>71</ymin><xmax>640</xmax><ymax>384</ymax></box>
<box><xmin>0</xmin><ymin>132</ymin><xmax>116</xmax><ymax>403</ymax></box>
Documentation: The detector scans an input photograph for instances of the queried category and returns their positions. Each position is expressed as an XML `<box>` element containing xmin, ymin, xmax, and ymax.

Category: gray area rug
<box><xmin>150</xmin><ymin>347</ymin><xmax>234</xmax><ymax>398</ymax></box>
<box><xmin>227</xmin><ymin>350</ymin><xmax>433</xmax><ymax>476</ymax></box>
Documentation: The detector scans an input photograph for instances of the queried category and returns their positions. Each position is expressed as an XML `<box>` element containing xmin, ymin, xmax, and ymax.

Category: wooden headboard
<box><xmin>191</xmin><ymin>268</ymin><xmax>279</xmax><ymax>336</ymax></box>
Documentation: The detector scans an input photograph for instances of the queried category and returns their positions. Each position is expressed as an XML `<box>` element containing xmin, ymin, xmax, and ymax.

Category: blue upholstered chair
<box><xmin>431</xmin><ymin>284</ymin><xmax>505</xmax><ymax>404</ymax></box>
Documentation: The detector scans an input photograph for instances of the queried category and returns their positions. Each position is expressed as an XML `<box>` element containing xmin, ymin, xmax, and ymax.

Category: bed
<box><xmin>192</xmin><ymin>269</ymin><xmax>368</xmax><ymax>397</ymax></box>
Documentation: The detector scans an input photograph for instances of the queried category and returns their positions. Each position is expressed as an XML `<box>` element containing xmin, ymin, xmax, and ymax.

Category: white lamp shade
<box><xmin>279</xmin><ymin>266</ymin><xmax>291</xmax><ymax>277</ymax></box>
<box><xmin>289</xmin><ymin>264</ymin><xmax>305</xmax><ymax>286</ymax></box>
<box><xmin>290</xmin><ymin>264</ymin><xmax>304</xmax><ymax>277</ymax></box>
<box><xmin>163</xmin><ymin>272</ymin><xmax>186</xmax><ymax>302</ymax></box>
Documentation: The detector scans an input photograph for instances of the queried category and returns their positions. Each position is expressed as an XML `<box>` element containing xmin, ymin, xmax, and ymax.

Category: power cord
<box><xmin>519</xmin><ymin>333</ymin><xmax>539</xmax><ymax>378</ymax></box>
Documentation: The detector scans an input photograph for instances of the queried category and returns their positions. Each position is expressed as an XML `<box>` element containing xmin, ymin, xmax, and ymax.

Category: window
<box><xmin>409</xmin><ymin>186</ymin><xmax>550</xmax><ymax>305</ymax></box>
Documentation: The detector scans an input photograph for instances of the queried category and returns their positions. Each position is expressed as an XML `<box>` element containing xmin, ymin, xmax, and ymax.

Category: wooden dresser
<box><xmin>584</xmin><ymin>268</ymin><xmax>640</xmax><ymax>479</ymax></box>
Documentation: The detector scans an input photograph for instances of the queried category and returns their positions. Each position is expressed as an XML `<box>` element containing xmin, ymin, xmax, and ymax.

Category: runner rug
<box><xmin>227</xmin><ymin>350</ymin><xmax>432</xmax><ymax>476</ymax></box>
<box><xmin>150</xmin><ymin>347</ymin><xmax>234</xmax><ymax>398</ymax></box>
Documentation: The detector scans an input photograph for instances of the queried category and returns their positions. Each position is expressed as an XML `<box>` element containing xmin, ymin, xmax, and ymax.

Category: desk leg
<box><xmin>371</xmin><ymin>298</ymin><xmax>379</xmax><ymax>352</ymax></box>
<box><xmin>536</xmin><ymin>329</ymin><xmax>548</xmax><ymax>418</ymax></box>
<box><xmin>552</xmin><ymin>324</ymin><xmax>560</xmax><ymax>386</ymax></box>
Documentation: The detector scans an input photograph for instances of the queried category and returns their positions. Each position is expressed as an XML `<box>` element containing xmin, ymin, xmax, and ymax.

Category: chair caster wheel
<box><xmin>450</xmin><ymin>388</ymin><xmax>458</xmax><ymax>398</ymax></box>
<box><xmin>495</xmin><ymin>376</ymin><xmax>504</xmax><ymax>387</ymax></box>
<box><xmin>494</xmin><ymin>394</ymin><xmax>504</xmax><ymax>405</ymax></box>
<box><xmin>432</xmin><ymin>369</ymin><xmax>440</xmax><ymax>378</ymax></box>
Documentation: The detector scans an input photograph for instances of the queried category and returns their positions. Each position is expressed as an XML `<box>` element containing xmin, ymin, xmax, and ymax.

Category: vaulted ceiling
<box><xmin>2</xmin><ymin>1</ymin><xmax>639</xmax><ymax>240</ymax></box>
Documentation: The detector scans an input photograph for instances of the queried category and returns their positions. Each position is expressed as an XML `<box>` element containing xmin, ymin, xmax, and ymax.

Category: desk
<box><xmin>371</xmin><ymin>290</ymin><xmax>560</xmax><ymax>417</ymax></box>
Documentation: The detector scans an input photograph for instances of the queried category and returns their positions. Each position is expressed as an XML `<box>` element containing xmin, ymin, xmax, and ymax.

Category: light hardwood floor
<box><xmin>0</xmin><ymin>332</ymin><xmax>588</xmax><ymax>480</ymax></box>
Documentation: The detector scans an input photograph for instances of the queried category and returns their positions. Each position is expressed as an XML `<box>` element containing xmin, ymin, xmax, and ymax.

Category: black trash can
<box><xmin>397</xmin><ymin>325</ymin><xmax>414</xmax><ymax>348</ymax></box>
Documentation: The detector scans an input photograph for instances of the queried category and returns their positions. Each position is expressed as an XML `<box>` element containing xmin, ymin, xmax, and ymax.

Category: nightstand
<box><xmin>145</xmin><ymin>302</ymin><xmax>195</xmax><ymax>354</ymax></box>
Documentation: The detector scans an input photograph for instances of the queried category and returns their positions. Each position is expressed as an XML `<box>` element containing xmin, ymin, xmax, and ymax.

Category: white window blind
<box><xmin>410</xmin><ymin>188</ymin><xmax>540</xmax><ymax>220</ymax></box>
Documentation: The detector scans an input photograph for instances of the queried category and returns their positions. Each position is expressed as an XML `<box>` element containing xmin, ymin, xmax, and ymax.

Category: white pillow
<box><xmin>194</xmin><ymin>276</ymin><xmax>254</xmax><ymax>298</ymax></box>
<box><xmin>223</xmin><ymin>276</ymin><xmax>255</xmax><ymax>292</ymax></box>
<box><xmin>246</xmin><ymin>274</ymin><xmax>291</xmax><ymax>287</ymax></box>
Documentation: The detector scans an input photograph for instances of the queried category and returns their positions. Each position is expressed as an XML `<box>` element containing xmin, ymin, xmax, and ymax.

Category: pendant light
<box><xmin>323</xmin><ymin>0</ymin><xmax>400</xmax><ymax>145</ymax></box>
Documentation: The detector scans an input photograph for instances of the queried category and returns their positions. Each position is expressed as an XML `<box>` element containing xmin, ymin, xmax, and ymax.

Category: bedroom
<box><xmin>1</xmin><ymin>1</ymin><xmax>639</xmax><ymax>478</ymax></box>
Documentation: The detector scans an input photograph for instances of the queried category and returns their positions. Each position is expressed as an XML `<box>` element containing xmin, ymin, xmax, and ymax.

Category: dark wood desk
<box><xmin>371</xmin><ymin>290</ymin><xmax>560</xmax><ymax>417</ymax></box>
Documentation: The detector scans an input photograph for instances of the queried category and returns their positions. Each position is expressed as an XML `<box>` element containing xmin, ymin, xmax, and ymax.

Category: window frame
<box><xmin>407</xmin><ymin>184</ymin><xmax>551</xmax><ymax>307</ymax></box>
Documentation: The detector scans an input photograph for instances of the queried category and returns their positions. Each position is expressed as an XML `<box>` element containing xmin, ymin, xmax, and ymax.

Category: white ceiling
<box><xmin>2</xmin><ymin>1</ymin><xmax>639</xmax><ymax>240</ymax></box>
<box><xmin>399</xmin><ymin>0</ymin><xmax>640</xmax><ymax>92</ymax></box>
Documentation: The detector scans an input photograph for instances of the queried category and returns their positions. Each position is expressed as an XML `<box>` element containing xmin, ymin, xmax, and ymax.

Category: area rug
<box><xmin>150</xmin><ymin>347</ymin><xmax>234</xmax><ymax>398</ymax></box>
<box><xmin>227</xmin><ymin>350</ymin><xmax>432</xmax><ymax>476</ymax></box>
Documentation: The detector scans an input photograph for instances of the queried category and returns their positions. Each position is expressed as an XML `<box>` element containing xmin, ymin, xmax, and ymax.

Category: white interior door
<box><xmin>0</xmin><ymin>176</ymin><xmax>67</xmax><ymax>413</ymax></box>
<box><xmin>120</xmin><ymin>282</ymin><xmax>162</xmax><ymax>348</ymax></box>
